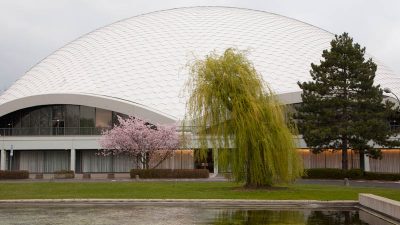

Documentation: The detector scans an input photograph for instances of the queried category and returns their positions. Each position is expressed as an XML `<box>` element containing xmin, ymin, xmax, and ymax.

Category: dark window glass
<box><xmin>11</xmin><ymin>110</ymin><xmax>22</xmax><ymax>135</ymax></box>
<box><xmin>0</xmin><ymin>105</ymin><xmax>121</xmax><ymax>136</ymax></box>
<box><xmin>13</xmin><ymin>110</ymin><xmax>21</xmax><ymax>128</ymax></box>
<box><xmin>52</xmin><ymin>120</ymin><xmax>64</xmax><ymax>135</ymax></box>
<box><xmin>40</xmin><ymin>106</ymin><xmax>51</xmax><ymax>135</ymax></box>
<box><xmin>21</xmin><ymin>109</ymin><xmax>30</xmax><ymax>127</ymax></box>
<box><xmin>65</xmin><ymin>105</ymin><xmax>80</xmax><ymax>135</ymax></box>
<box><xmin>30</xmin><ymin>108</ymin><xmax>40</xmax><ymax>127</ymax></box>
<box><xmin>0</xmin><ymin>114</ymin><xmax>12</xmax><ymax>136</ymax></box>
<box><xmin>0</xmin><ymin>114</ymin><xmax>11</xmax><ymax>128</ymax></box>
<box><xmin>30</xmin><ymin>107</ymin><xmax>40</xmax><ymax>135</ymax></box>
<box><xmin>112</xmin><ymin>112</ymin><xmax>128</xmax><ymax>127</ymax></box>
<box><xmin>52</xmin><ymin>105</ymin><xmax>65</xmax><ymax>121</ymax></box>
<box><xmin>51</xmin><ymin>105</ymin><xmax>65</xmax><ymax>135</ymax></box>
<box><xmin>80</xmin><ymin>106</ymin><xmax>95</xmax><ymax>134</ymax></box>
<box><xmin>21</xmin><ymin>109</ymin><xmax>30</xmax><ymax>137</ymax></box>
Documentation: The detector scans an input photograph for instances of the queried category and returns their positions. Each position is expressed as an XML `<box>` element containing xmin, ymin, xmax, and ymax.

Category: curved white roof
<box><xmin>1</xmin><ymin>6</ymin><xmax>399</xmax><ymax>123</ymax></box>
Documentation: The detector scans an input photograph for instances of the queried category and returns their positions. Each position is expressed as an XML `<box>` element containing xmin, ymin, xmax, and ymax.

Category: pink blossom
<box><xmin>99</xmin><ymin>116</ymin><xmax>180</xmax><ymax>169</ymax></box>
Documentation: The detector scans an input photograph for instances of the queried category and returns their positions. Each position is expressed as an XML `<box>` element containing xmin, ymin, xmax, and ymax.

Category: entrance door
<box><xmin>194</xmin><ymin>149</ymin><xmax>214</xmax><ymax>173</ymax></box>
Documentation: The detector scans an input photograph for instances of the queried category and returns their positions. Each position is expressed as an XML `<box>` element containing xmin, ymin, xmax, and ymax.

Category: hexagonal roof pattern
<box><xmin>1</xmin><ymin>6</ymin><xmax>399</xmax><ymax>121</ymax></box>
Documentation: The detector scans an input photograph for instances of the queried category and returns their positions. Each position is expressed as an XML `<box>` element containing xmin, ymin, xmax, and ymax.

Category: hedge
<box><xmin>303</xmin><ymin>168</ymin><xmax>362</xmax><ymax>179</ymax></box>
<box><xmin>130</xmin><ymin>169</ymin><xmax>209</xmax><ymax>179</ymax></box>
<box><xmin>303</xmin><ymin>168</ymin><xmax>400</xmax><ymax>181</ymax></box>
<box><xmin>364</xmin><ymin>172</ymin><xmax>400</xmax><ymax>181</ymax></box>
<box><xmin>54</xmin><ymin>170</ymin><xmax>75</xmax><ymax>179</ymax></box>
<box><xmin>0</xmin><ymin>170</ymin><xmax>29</xmax><ymax>179</ymax></box>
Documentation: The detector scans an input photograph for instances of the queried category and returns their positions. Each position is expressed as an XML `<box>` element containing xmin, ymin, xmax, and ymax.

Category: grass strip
<box><xmin>0</xmin><ymin>182</ymin><xmax>398</xmax><ymax>201</ymax></box>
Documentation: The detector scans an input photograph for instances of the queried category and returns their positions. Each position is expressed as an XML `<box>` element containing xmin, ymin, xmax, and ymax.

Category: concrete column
<box><xmin>364</xmin><ymin>154</ymin><xmax>370</xmax><ymax>172</ymax></box>
<box><xmin>70</xmin><ymin>148</ymin><xmax>76</xmax><ymax>172</ymax></box>
<box><xmin>0</xmin><ymin>149</ymin><xmax>6</xmax><ymax>170</ymax></box>
<box><xmin>213</xmin><ymin>149</ymin><xmax>218</xmax><ymax>176</ymax></box>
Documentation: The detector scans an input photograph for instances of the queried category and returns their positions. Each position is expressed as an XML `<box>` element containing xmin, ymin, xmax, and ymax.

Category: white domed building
<box><xmin>0</xmin><ymin>7</ymin><xmax>399</xmax><ymax>175</ymax></box>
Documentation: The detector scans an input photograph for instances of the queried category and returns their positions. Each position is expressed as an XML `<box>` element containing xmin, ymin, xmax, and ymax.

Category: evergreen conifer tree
<box><xmin>296</xmin><ymin>33</ymin><xmax>399</xmax><ymax>170</ymax></box>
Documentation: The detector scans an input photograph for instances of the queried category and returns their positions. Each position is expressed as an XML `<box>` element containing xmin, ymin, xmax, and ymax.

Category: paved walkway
<box><xmin>1</xmin><ymin>177</ymin><xmax>399</xmax><ymax>189</ymax></box>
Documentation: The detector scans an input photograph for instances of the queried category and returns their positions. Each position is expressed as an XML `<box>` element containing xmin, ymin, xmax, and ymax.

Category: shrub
<box><xmin>130</xmin><ymin>169</ymin><xmax>209</xmax><ymax>179</ymax></box>
<box><xmin>82</xmin><ymin>173</ymin><xmax>91</xmax><ymax>179</ymax></box>
<box><xmin>303</xmin><ymin>168</ymin><xmax>363</xmax><ymax>179</ymax></box>
<box><xmin>54</xmin><ymin>170</ymin><xmax>75</xmax><ymax>179</ymax></box>
<box><xmin>303</xmin><ymin>168</ymin><xmax>400</xmax><ymax>181</ymax></box>
<box><xmin>364</xmin><ymin>172</ymin><xmax>400</xmax><ymax>181</ymax></box>
<box><xmin>345</xmin><ymin>169</ymin><xmax>364</xmax><ymax>179</ymax></box>
<box><xmin>0</xmin><ymin>170</ymin><xmax>29</xmax><ymax>179</ymax></box>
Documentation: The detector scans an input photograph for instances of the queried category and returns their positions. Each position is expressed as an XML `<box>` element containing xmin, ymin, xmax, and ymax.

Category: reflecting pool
<box><xmin>0</xmin><ymin>205</ymin><xmax>395</xmax><ymax>225</ymax></box>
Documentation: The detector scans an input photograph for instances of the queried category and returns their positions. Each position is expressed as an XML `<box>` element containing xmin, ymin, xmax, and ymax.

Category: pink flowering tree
<box><xmin>99</xmin><ymin>116</ymin><xmax>180</xmax><ymax>169</ymax></box>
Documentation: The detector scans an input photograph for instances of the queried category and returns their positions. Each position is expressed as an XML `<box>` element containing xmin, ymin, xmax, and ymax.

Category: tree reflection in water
<box><xmin>212</xmin><ymin>210</ymin><xmax>304</xmax><ymax>225</ymax></box>
<box><xmin>212</xmin><ymin>210</ymin><xmax>369</xmax><ymax>225</ymax></box>
<box><xmin>307</xmin><ymin>211</ymin><xmax>368</xmax><ymax>225</ymax></box>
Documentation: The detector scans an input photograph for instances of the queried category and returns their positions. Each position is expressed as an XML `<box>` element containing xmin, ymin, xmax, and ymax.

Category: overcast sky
<box><xmin>1</xmin><ymin>0</ymin><xmax>399</xmax><ymax>93</ymax></box>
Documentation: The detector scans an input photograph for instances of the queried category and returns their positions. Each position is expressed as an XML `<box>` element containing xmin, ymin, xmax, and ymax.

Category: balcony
<box><xmin>0</xmin><ymin>127</ymin><xmax>108</xmax><ymax>136</ymax></box>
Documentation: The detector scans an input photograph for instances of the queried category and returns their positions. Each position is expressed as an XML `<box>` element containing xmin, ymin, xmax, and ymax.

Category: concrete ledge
<box><xmin>359</xmin><ymin>193</ymin><xmax>400</xmax><ymax>221</ymax></box>
<box><xmin>0</xmin><ymin>199</ymin><xmax>357</xmax><ymax>208</ymax></box>
<box><xmin>359</xmin><ymin>207</ymin><xmax>399</xmax><ymax>225</ymax></box>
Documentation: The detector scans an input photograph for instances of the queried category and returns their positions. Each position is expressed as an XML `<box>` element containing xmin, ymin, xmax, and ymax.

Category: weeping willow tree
<box><xmin>185</xmin><ymin>48</ymin><xmax>303</xmax><ymax>187</ymax></box>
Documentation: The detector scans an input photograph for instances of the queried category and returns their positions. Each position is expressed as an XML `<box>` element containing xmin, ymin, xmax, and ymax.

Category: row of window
<box><xmin>0</xmin><ymin>105</ymin><xmax>127</xmax><ymax>135</ymax></box>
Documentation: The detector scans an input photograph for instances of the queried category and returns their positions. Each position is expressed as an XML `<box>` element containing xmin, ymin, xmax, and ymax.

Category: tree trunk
<box><xmin>151</xmin><ymin>151</ymin><xmax>173</xmax><ymax>169</ymax></box>
<box><xmin>136</xmin><ymin>155</ymin><xmax>140</xmax><ymax>169</ymax></box>
<box><xmin>145</xmin><ymin>152</ymin><xmax>149</xmax><ymax>169</ymax></box>
<box><xmin>359</xmin><ymin>149</ymin><xmax>365</xmax><ymax>171</ymax></box>
<box><xmin>246</xmin><ymin>143</ymin><xmax>252</xmax><ymax>186</ymax></box>
<box><xmin>342</xmin><ymin>137</ymin><xmax>348</xmax><ymax>170</ymax></box>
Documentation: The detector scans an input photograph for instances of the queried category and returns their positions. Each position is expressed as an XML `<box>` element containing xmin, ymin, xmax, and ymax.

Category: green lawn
<box><xmin>0</xmin><ymin>182</ymin><xmax>399</xmax><ymax>201</ymax></box>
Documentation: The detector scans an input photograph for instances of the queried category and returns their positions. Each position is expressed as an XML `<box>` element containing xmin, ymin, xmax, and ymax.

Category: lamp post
<box><xmin>9</xmin><ymin>145</ymin><xmax>13</xmax><ymax>171</ymax></box>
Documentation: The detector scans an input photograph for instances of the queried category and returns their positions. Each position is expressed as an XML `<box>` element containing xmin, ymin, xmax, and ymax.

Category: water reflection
<box><xmin>0</xmin><ymin>205</ymin><xmax>393</xmax><ymax>225</ymax></box>
<box><xmin>212</xmin><ymin>210</ymin><xmax>305</xmax><ymax>224</ymax></box>
<box><xmin>211</xmin><ymin>209</ymin><xmax>385</xmax><ymax>225</ymax></box>
<box><xmin>307</xmin><ymin>211</ymin><xmax>368</xmax><ymax>225</ymax></box>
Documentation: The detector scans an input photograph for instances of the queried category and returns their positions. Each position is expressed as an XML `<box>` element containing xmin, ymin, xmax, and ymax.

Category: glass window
<box><xmin>80</xmin><ymin>106</ymin><xmax>95</xmax><ymax>127</ymax></box>
<box><xmin>112</xmin><ymin>112</ymin><xmax>128</xmax><ymax>127</ymax></box>
<box><xmin>52</xmin><ymin>120</ymin><xmax>64</xmax><ymax>135</ymax></box>
<box><xmin>21</xmin><ymin>110</ymin><xmax>30</xmax><ymax>127</ymax></box>
<box><xmin>30</xmin><ymin>107</ymin><xmax>40</xmax><ymax>135</ymax></box>
<box><xmin>0</xmin><ymin>104</ymin><xmax>124</xmax><ymax>136</ymax></box>
<box><xmin>12</xmin><ymin>110</ymin><xmax>21</xmax><ymax>128</ymax></box>
<box><xmin>40</xmin><ymin>106</ymin><xmax>51</xmax><ymax>135</ymax></box>
<box><xmin>65</xmin><ymin>105</ymin><xmax>80</xmax><ymax>135</ymax></box>
<box><xmin>30</xmin><ymin>108</ymin><xmax>40</xmax><ymax>128</ymax></box>
<box><xmin>52</xmin><ymin>105</ymin><xmax>65</xmax><ymax>121</ymax></box>
<box><xmin>96</xmin><ymin>108</ymin><xmax>112</xmax><ymax>128</ymax></box>
<box><xmin>0</xmin><ymin>114</ymin><xmax>12</xmax><ymax>136</ymax></box>
<box><xmin>80</xmin><ymin>106</ymin><xmax>95</xmax><ymax>134</ymax></box>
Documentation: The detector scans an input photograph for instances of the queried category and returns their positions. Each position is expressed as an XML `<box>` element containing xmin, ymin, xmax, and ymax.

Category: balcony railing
<box><xmin>0</xmin><ymin>127</ymin><xmax>108</xmax><ymax>136</ymax></box>
<box><xmin>2</xmin><ymin>124</ymin><xmax>398</xmax><ymax>137</ymax></box>
<box><xmin>0</xmin><ymin>125</ymin><xmax>195</xmax><ymax>137</ymax></box>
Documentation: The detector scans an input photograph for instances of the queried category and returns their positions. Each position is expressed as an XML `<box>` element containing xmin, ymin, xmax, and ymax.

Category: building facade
<box><xmin>1</xmin><ymin>7</ymin><xmax>399</xmax><ymax>174</ymax></box>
